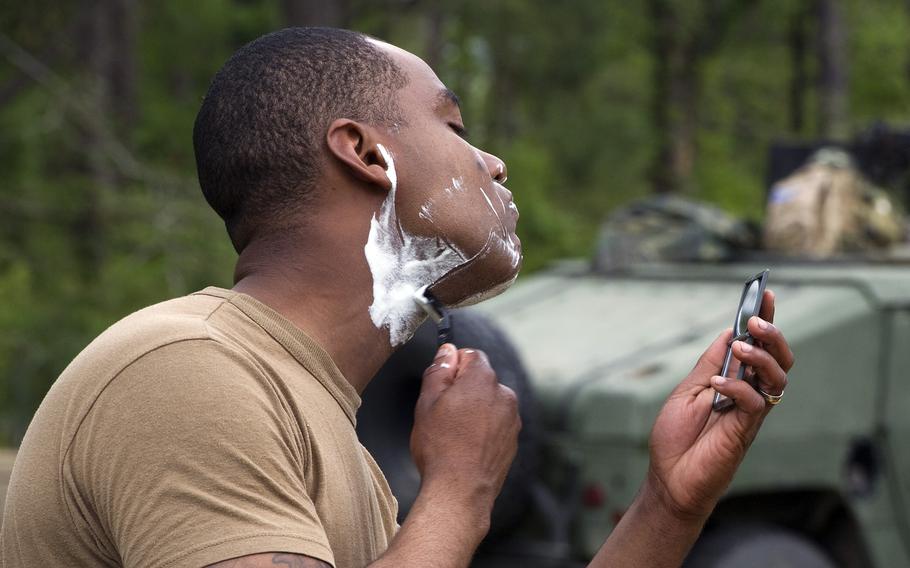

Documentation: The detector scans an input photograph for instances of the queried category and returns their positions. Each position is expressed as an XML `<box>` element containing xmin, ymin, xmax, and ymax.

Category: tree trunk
<box><xmin>816</xmin><ymin>0</ymin><xmax>849</xmax><ymax>140</ymax></box>
<box><xmin>671</xmin><ymin>50</ymin><xmax>701</xmax><ymax>192</ymax></box>
<box><xmin>70</xmin><ymin>0</ymin><xmax>137</xmax><ymax>275</ymax></box>
<box><xmin>423</xmin><ymin>4</ymin><xmax>446</xmax><ymax>71</ymax></box>
<box><xmin>282</xmin><ymin>0</ymin><xmax>348</xmax><ymax>28</ymax></box>
<box><xmin>106</xmin><ymin>0</ymin><xmax>138</xmax><ymax>134</ymax></box>
<box><xmin>646</xmin><ymin>0</ymin><xmax>761</xmax><ymax>194</ymax></box>
<box><xmin>788</xmin><ymin>1</ymin><xmax>811</xmax><ymax>135</ymax></box>
<box><xmin>650</xmin><ymin>20</ymin><xmax>702</xmax><ymax>193</ymax></box>
<box><xmin>906</xmin><ymin>0</ymin><xmax>910</xmax><ymax>86</ymax></box>
<box><xmin>648</xmin><ymin>0</ymin><xmax>679</xmax><ymax>194</ymax></box>
<box><xmin>82</xmin><ymin>1</ymin><xmax>114</xmax><ymax>274</ymax></box>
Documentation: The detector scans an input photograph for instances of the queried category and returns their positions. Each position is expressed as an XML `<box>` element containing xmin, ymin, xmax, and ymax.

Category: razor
<box><xmin>414</xmin><ymin>285</ymin><xmax>453</xmax><ymax>346</ymax></box>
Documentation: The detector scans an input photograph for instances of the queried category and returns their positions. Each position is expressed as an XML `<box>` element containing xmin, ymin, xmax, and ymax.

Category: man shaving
<box><xmin>1</xmin><ymin>28</ymin><xmax>793</xmax><ymax>568</ymax></box>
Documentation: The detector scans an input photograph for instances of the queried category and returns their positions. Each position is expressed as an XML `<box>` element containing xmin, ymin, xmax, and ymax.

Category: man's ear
<box><xmin>326</xmin><ymin>119</ymin><xmax>393</xmax><ymax>192</ymax></box>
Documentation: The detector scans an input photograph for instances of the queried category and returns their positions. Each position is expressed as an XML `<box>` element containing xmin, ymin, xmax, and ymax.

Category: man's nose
<box><xmin>481</xmin><ymin>152</ymin><xmax>508</xmax><ymax>184</ymax></box>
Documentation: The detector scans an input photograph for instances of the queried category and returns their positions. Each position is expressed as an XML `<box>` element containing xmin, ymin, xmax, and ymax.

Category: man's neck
<box><xmin>231</xmin><ymin>230</ymin><xmax>400</xmax><ymax>394</ymax></box>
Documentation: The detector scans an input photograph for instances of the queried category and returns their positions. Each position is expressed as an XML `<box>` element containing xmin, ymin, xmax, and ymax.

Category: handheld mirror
<box><xmin>735</xmin><ymin>280</ymin><xmax>762</xmax><ymax>336</ymax></box>
<box><xmin>713</xmin><ymin>269</ymin><xmax>770</xmax><ymax>411</ymax></box>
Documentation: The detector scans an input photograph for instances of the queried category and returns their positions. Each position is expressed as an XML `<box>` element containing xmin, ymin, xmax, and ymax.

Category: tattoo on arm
<box><xmin>206</xmin><ymin>553</ymin><xmax>332</xmax><ymax>568</ymax></box>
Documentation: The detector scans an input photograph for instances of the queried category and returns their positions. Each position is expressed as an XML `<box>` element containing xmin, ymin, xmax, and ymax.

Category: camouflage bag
<box><xmin>764</xmin><ymin>148</ymin><xmax>905</xmax><ymax>257</ymax></box>
<box><xmin>593</xmin><ymin>196</ymin><xmax>758</xmax><ymax>271</ymax></box>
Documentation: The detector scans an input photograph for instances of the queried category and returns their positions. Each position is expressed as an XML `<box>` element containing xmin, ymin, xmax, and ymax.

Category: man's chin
<box><xmin>429</xmin><ymin>250</ymin><xmax>522</xmax><ymax>309</ymax></box>
<box><xmin>447</xmin><ymin>269</ymin><xmax>520</xmax><ymax>308</ymax></box>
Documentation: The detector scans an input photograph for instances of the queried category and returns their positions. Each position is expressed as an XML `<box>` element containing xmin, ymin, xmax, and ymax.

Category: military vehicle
<box><xmin>358</xmin><ymin>128</ymin><xmax>910</xmax><ymax>567</ymax></box>
<box><xmin>360</xmin><ymin>256</ymin><xmax>910</xmax><ymax>568</ymax></box>
<box><xmin>2</xmin><ymin>257</ymin><xmax>902</xmax><ymax>567</ymax></box>
<box><xmin>4</xmin><ymin>128</ymin><xmax>910</xmax><ymax>565</ymax></box>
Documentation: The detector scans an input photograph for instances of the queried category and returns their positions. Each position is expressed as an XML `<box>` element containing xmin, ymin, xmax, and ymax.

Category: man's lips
<box><xmin>491</xmin><ymin>181</ymin><xmax>518</xmax><ymax>220</ymax></box>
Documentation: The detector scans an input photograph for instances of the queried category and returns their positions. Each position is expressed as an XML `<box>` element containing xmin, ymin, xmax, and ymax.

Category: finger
<box><xmin>462</xmin><ymin>348</ymin><xmax>490</xmax><ymax>367</ymax></box>
<box><xmin>498</xmin><ymin>384</ymin><xmax>519</xmax><ymax>411</ymax></box>
<box><xmin>420</xmin><ymin>344</ymin><xmax>459</xmax><ymax>402</ymax></box>
<box><xmin>684</xmin><ymin>329</ymin><xmax>734</xmax><ymax>388</ymax></box>
<box><xmin>498</xmin><ymin>384</ymin><xmax>522</xmax><ymax>443</ymax></box>
<box><xmin>454</xmin><ymin>348</ymin><xmax>496</xmax><ymax>384</ymax></box>
<box><xmin>747</xmin><ymin>316</ymin><xmax>795</xmax><ymax>372</ymax></box>
<box><xmin>732</xmin><ymin>341</ymin><xmax>787</xmax><ymax>396</ymax></box>
<box><xmin>758</xmin><ymin>289</ymin><xmax>775</xmax><ymax>324</ymax></box>
<box><xmin>711</xmin><ymin>375</ymin><xmax>765</xmax><ymax>416</ymax></box>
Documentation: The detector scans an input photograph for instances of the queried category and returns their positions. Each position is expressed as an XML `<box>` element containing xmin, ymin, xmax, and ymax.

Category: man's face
<box><xmin>373</xmin><ymin>42</ymin><xmax>522</xmax><ymax>308</ymax></box>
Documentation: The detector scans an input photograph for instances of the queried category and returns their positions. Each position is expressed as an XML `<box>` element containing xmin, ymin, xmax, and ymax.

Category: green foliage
<box><xmin>847</xmin><ymin>0</ymin><xmax>910</xmax><ymax>125</ymax></box>
<box><xmin>0</xmin><ymin>0</ymin><xmax>908</xmax><ymax>441</ymax></box>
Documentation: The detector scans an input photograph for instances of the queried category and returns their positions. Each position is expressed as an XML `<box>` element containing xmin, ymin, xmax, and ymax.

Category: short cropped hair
<box><xmin>193</xmin><ymin>27</ymin><xmax>408</xmax><ymax>252</ymax></box>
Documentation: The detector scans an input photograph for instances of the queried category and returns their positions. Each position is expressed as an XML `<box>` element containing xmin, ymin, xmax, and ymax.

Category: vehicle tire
<box><xmin>683</xmin><ymin>523</ymin><xmax>836</xmax><ymax>568</ymax></box>
<box><xmin>357</xmin><ymin>309</ymin><xmax>540</xmax><ymax>541</ymax></box>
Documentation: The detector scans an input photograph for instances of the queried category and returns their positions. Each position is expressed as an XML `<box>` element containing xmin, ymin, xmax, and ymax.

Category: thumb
<box><xmin>419</xmin><ymin>344</ymin><xmax>458</xmax><ymax>403</ymax></box>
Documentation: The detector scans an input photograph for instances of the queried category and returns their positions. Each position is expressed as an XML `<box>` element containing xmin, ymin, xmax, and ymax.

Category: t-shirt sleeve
<box><xmin>66</xmin><ymin>338</ymin><xmax>335</xmax><ymax>568</ymax></box>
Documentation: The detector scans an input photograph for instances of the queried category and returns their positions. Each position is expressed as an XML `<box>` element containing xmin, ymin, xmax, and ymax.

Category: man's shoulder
<box><xmin>86</xmin><ymin>290</ymin><xmax>228</xmax><ymax>359</ymax></box>
<box><xmin>59</xmin><ymin>289</ymin><xmax>247</xmax><ymax>390</ymax></box>
<box><xmin>38</xmin><ymin>289</ymin><xmax>270</xmax><ymax>443</ymax></box>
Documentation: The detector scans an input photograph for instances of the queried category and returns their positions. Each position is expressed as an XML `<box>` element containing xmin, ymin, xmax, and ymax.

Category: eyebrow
<box><xmin>437</xmin><ymin>88</ymin><xmax>461</xmax><ymax>110</ymax></box>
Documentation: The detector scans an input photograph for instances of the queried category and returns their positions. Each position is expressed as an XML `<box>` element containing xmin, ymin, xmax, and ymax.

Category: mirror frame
<box><xmin>713</xmin><ymin>268</ymin><xmax>770</xmax><ymax>412</ymax></box>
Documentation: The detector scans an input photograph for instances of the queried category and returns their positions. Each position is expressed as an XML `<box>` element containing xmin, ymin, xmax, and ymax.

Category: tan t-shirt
<box><xmin>1</xmin><ymin>287</ymin><xmax>398</xmax><ymax>568</ymax></box>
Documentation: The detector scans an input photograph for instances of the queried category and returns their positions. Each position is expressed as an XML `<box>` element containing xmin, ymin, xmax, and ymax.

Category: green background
<box><xmin>0</xmin><ymin>0</ymin><xmax>908</xmax><ymax>443</ymax></box>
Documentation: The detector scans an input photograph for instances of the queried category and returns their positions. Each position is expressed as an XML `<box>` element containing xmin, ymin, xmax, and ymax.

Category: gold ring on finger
<box><xmin>758</xmin><ymin>387</ymin><xmax>784</xmax><ymax>406</ymax></box>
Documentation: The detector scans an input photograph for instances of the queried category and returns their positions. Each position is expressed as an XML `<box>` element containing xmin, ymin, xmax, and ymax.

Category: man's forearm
<box><xmin>369</xmin><ymin>478</ymin><xmax>493</xmax><ymax>568</ymax></box>
<box><xmin>203</xmin><ymin>481</ymin><xmax>491</xmax><ymax>568</ymax></box>
<box><xmin>588</xmin><ymin>478</ymin><xmax>708</xmax><ymax>568</ymax></box>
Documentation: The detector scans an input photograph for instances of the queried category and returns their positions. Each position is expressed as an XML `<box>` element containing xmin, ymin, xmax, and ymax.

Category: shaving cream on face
<box><xmin>479</xmin><ymin>183</ymin><xmax>521</xmax><ymax>270</ymax></box>
<box><xmin>364</xmin><ymin>145</ymin><xmax>468</xmax><ymax>346</ymax></box>
<box><xmin>364</xmin><ymin>146</ymin><xmax>523</xmax><ymax>345</ymax></box>
<box><xmin>437</xmin><ymin>227</ymin><xmax>521</xmax><ymax>309</ymax></box>
<box><xmin>410</xmin><ymin>180</ymin><xmax>522</xmax><ymax>310</ymax></box>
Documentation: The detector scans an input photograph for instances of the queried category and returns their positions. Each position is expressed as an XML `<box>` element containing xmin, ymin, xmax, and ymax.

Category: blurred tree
<box><xmin>817</xmin><ymin>0</ymin><xmax>849</xmax><ymax>139</ymax></box>
<box><xmin>422</xmin><ymin>2</ymin><xmax>446</xmax><ymax>71</ymax></box>
<box><xmin>0</xmin><ymin>0</ymin><xmax>908</xmax><ymax>442</ymax></box>
<box><xmin>283</xmin><ymin>0</ymin><xmax>349</xmax><ymax>27</ymax></box>
<box><xmin>906</xmin><ymin>0</ymin><xmax>910</xmax><ymax>85</ymax></box>
<box><xmin>647</xmin><ymin>0</ymin><xmax>760</xmax><ymax>194</ymax></box>
<box><xmin>78</xmin><ymin>0</ymin><xmax>140</xmax><ymax>273</ymax></box>
<box><xmin>788</xmin><ymin>0</ymin><xmax>812</xmax><ymax>134</ymax></box>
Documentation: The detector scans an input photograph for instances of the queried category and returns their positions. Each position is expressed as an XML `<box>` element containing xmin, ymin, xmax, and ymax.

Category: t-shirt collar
<box><xmin>194</xmin><ymin>287</ymin><xmax>362</xmax><ymax>427</ymax></box>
